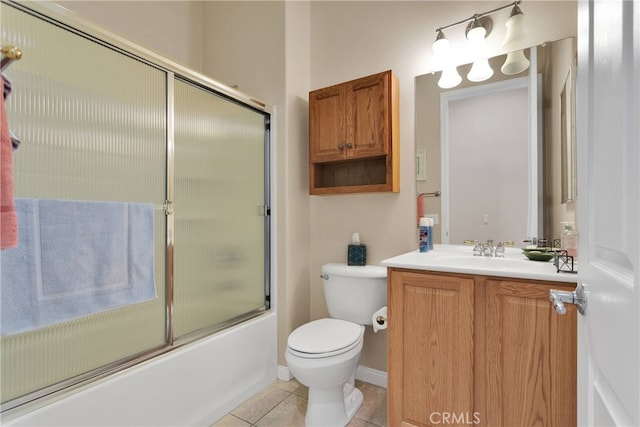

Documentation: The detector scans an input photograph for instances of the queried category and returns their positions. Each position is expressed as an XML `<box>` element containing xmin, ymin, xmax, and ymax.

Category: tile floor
<box><xmin>211</xmin><ymin>379</ymin><xmax>387</xmax><ymax>427</ymax></box>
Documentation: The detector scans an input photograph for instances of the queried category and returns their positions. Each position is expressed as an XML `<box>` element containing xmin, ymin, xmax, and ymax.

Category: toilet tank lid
<box><xmin>322</xmin><ymin>263</ymin><xmax>387</xmax><ymax>278</ymax></box>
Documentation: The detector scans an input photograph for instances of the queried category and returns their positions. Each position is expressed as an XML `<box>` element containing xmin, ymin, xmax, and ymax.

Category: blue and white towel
<box><xmin>0</xmin><ymin>198</ymin><xmax>157</xmax><ymax>335</ymax></box>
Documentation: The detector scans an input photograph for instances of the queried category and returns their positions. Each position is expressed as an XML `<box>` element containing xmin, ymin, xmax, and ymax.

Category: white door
<box><xmin>576</xmin><ymin>0</ymin><xmax>640</xmax><ymax>425</ymax></box>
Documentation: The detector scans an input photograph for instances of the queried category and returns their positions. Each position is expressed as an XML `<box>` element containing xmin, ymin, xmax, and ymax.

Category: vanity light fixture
<box><xmin>431</xmin><ymin>1</ymin><xmax>529</xmax><ymax>87</ymax></box>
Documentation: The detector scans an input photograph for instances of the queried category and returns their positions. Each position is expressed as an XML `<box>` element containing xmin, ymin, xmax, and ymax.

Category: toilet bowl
<box><xmin>285</xmin><ymin>263</ymin><xmax>387</xmax><ymax>427</ymax></box>
<box><xmin>286</xmin><ymin>318</ymin><xmax>365</xmax><ymax>427</ymax></box>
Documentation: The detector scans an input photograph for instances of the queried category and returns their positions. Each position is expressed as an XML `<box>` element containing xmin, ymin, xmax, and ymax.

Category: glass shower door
<box><xmin>173</xmin><ymin>78</ymin><xmax>269</xmax><ymax>339</ymax></box>
<box><xmin>0</xmin><ymin>2</ymin><xmax>167</xmax><ymax>406</ymax></box>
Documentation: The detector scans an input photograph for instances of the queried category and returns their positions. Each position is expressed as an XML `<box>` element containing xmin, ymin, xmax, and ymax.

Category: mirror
<box><xmin>416</xmin><ymin>37</ymin><xmax>577</xmax><ymax>246</ymax></box>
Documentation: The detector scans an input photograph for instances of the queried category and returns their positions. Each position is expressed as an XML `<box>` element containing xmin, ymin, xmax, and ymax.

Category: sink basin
<box><xmin>432</xmin><ymin>255</ymin><xmax>535</xmax><ymax>270</ymax></box>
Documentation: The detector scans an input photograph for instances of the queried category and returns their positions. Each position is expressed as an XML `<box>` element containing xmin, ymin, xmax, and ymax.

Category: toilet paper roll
<box><xmin>372</xmin><ymin>306</ymin><xmax>387</xmax><ymax>333</ymax></box>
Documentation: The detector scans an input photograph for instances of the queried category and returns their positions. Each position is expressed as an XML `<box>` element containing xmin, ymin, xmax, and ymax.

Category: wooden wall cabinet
<box><xmin>388</xmin><ymin>268</ymin><xmax>577</xmax><ymax>427</ymax></box>
<box><xmin>309</xmin><ymin>70</ymin><xmax>399</xmax><ymax>195</ymax></box>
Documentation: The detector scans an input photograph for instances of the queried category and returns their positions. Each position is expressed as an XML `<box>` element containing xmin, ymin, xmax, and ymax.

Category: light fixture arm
<box><xmin>435</xmin><ymin>1</ymin><xmax>520</xmax><ymax>34</ymax></box>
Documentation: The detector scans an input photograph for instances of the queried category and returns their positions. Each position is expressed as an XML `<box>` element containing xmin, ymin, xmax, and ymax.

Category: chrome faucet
<box><xmin>472</xmin><ymin>240</ymin><xmax>493</xmax><ymax>256</ymax></box>
<box><xmin>483</xmin><ymin>240</ymin><xmax>494</xmax><ymax>257</ymax></box>
<box><xmin>471</xmin><ymin>240</ymin><xmax>514</xmax><ymax>257</ymax></box>
<box><xmin>494</xmin><ymin>240</ymin><xmax>515</xmax><ymax>257</ymax></box>
<box><xmin>472</xmin><ymin>241</ymin><xmax>483</xmax><ymax>256</ymax></box>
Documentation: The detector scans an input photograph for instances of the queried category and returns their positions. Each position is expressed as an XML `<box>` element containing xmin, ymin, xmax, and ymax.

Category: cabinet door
<box><xmin>348</xmin><ymin>71</ymin><xmax>390</xmax><ymax>159</ymax></box>
<box><xmin>309</xmin><ymin>85</ymin><xmax>346</xmax><ymax>163</ymax></box>
<box><xmin>388</xmin><ymin>270</ymin><xmax>475</xmax><ymax>427</ymax></box>
<box><xmin>483</xmin><ymin>280</ymin><xmax>576</xmax><ymax>426</ymax></box>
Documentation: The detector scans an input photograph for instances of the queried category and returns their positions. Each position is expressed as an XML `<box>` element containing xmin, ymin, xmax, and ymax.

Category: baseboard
<box><xmin>277</xmin><ymin>365</ymin><xmax>293</xmax><ymax>381</ymax></box>
<box><xmin>277</xmin><ymin>364</ymin><xmax>387</xmax><ymax>388</ymax></box>
<box><xmin>355</xmin><ymin>365</ymin><xmax>387</xmax><ymax>389</ymax></box>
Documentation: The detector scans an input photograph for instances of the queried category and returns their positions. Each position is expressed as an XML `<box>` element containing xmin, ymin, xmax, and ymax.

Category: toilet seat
<box><xmin>287</xmin><ymin>318</ymin><xmax>364</xmax><ymax>359</ymax></box>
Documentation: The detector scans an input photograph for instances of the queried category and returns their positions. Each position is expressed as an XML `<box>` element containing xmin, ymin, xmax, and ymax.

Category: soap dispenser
<box><xmin>560</xmin><ymin>222</ymin><xmax>578</xmax><ymax>259</ymax></box>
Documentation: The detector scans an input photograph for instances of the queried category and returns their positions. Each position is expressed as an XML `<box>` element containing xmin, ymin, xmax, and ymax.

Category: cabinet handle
<box><xmin>346</xmin><ymin>143</ymin><xmax>353</xmax><ymax>149</ymax></box>
<box><xmin>338</xmin><ymin>144</ymin><xmax>344</xmax><ymax>150</ymax></box>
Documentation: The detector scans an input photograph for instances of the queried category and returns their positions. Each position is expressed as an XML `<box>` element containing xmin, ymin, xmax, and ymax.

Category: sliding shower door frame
<box><xmin>1</xmin><ymin>0</ymin><xmax>273</xmax><ymax>415</ymax></box>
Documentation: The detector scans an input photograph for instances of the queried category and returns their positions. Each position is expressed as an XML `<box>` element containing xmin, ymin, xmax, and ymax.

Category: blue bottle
<box><xmin>427</xmin><ymin>217</ymin><xmax>434</xmax><ymax>251</ymax></box>
<box><xmin>419</xmin><ymin>217</ymin><xmax>430</xmax><ymax>253</ymax></box>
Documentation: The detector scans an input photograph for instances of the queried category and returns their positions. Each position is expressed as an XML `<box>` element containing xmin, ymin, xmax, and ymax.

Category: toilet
<box><xmin>285</xmin><ymin>263</ymin><xmax>387</xmax><ymax>427</ymax></box>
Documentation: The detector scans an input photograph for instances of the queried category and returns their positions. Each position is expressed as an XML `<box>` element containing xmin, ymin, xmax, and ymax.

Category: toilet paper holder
<box><xmin>372</xmin><ymin>306</ymin><xmax>388</xmax><ymax>333</ymax></box>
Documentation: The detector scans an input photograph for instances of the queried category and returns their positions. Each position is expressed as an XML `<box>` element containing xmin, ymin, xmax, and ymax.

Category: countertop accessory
<box><xmin>523</xmin><ymin>250</ymin><xmax>555</xmax><ymax>262</ymax></box>
<box><xmin>554</xmin><ymin>249</ymin><xmax>577</xmax><ymax>274</ymax></box>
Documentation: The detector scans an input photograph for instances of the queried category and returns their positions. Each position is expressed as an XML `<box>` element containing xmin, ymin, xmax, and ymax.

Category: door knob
<box><xmin>346</xmin><ymin>143</ymin><xmax>353</xmax><ymax>149</ymax></box>
<box><xmin>338</xmin><ymin>144</ymin><xmax>344</xmax><ymax>150</ymax></box>
<box><xmin>549</xmin><ymin>283</ymin><xmax>587</xmax><ymax>315</ymax></box>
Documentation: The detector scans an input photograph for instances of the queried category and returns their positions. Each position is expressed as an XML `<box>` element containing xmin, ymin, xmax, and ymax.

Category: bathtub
<box><xmin>3</xmin><ymin>312</ymin><xmax>277</xmax><ymax>426</ymax></box>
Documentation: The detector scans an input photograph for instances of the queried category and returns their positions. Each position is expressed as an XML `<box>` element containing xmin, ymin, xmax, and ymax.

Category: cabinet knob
<box><xmin>338</xmin><ymin>144</ymin><xmax>344</xmax><ymax>150</ymax></box>
<box><xmin>346</xmin><ymin>143</ymin><xmax>353</xmax><ymax>149</ymax></box>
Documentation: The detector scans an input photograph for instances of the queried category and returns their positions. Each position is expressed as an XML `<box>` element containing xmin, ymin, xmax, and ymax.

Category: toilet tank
<box><xmin>321</xmin><ymin>263</ymin><xmax>387</xmax><ymax>325</ymax></box>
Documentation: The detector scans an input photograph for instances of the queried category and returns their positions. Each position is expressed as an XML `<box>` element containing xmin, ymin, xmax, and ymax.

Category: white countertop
<box><xmin>381</xmin><ymin>245</ymin><xmax>577</xmax><ymax>283</ymax></box>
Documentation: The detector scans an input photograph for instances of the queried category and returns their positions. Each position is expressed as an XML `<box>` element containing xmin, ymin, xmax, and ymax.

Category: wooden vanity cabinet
<box><xmin>388</xmin><ymin>268</ymin><xmax>577</xmax><ymax>427</ymax></box>
<box><xmin>309</xmin><ymin>70</ymin><xmax>399</xmax><ymax>195</ymax></box>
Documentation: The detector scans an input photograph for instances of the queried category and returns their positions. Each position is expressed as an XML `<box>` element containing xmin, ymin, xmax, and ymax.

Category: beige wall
<box><xmin>198</xmin><ymin>1</ymin><xmax>312</xmax><ymax>371</ymax></box>
<box><xmin>54</xmin><ymin>0</ymin><xmax>578</xmax><ymax>374</ymax></box>
<box><xmin>57</xmin><ymin>1</ymin><xmax>204</xmax><ymax>70</ymax></box>
<box><xmin>546</xmin><ymin>37</ymin><xmax>578</xmax><ymax>241</ymax></box>
<box><xmin>309</xmin><ymin>1</ymin><xmax>577</xmax><ymax>371</ymax></box>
